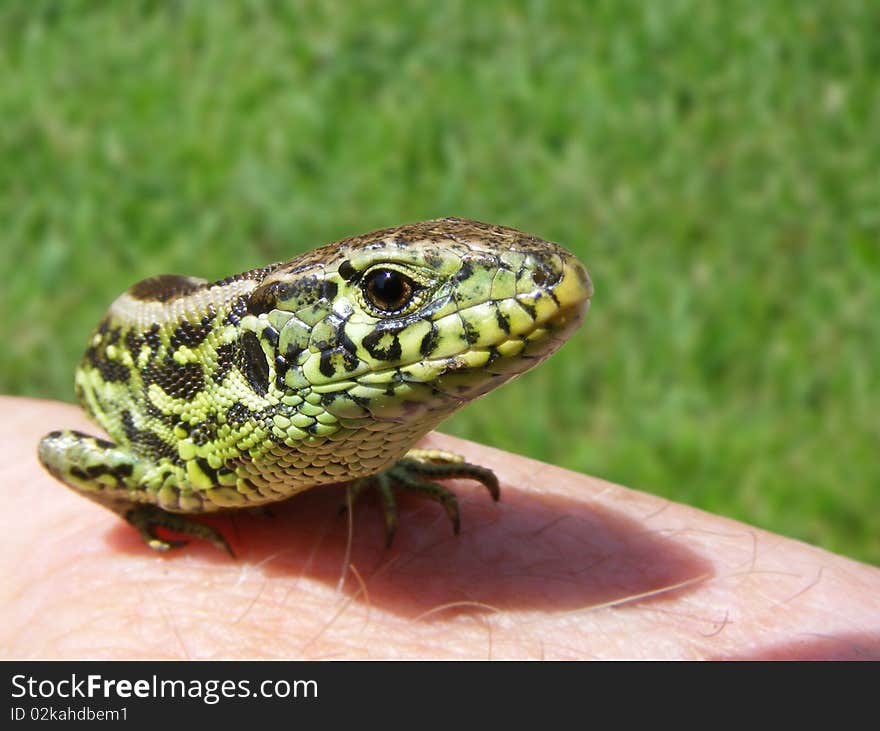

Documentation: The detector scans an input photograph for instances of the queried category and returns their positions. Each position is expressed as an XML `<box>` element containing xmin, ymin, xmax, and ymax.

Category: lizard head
<box><xmin>244</xmin><ymin>217</ymin><xmax>592</xmax><ymax>424</ymax></box>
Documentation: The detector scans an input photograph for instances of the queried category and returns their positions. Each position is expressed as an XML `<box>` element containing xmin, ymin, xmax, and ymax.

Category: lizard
<box><xmin>37</xmin><ymin>217</ymin><xmax>593</xmax><ymax>554</ymax></box>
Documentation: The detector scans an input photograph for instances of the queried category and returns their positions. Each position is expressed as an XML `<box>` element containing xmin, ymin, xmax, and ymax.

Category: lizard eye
<box><xmin>363</xmin><ymin>268</ymin><xmax>416</xmax><ymax>313</ymax></box>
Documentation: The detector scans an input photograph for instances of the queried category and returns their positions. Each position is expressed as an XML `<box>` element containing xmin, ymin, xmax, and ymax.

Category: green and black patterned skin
<box><xmin>38</xmin><ymin>218</ymin><xmax>593</xmax><ymax>553</ymax></box>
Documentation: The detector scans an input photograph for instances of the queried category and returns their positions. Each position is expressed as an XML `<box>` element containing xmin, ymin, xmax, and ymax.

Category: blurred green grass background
<box><xmin>1</xmin><ymin>1</ymin><xmax>878</xmax><ymax>563</ymax></box>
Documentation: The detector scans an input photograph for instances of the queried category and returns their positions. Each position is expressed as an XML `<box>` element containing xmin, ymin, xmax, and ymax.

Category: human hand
<box><xmin>2</xmin><ymin>396</ymin><xmax>877</xmax><ymax>659</ymax></box>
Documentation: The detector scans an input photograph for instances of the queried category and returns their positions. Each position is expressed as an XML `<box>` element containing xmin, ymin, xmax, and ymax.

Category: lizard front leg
<box><xmin>37</xmin><ymin>430</ymin><xmax>231</xmax><ymax>554</ymax></box>
<box><xmin>347</xmin><ymin>449</ymin><xmax>500</xmax><ymax>546</ymax></box>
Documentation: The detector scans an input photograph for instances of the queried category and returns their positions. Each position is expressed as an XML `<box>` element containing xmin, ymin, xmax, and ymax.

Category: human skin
<box><xmin>1</xmin><ymin>396</ymin><xmax>877</xmax><ymax>659</ymax></box>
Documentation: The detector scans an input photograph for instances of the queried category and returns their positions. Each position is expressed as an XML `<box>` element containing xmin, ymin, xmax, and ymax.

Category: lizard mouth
<box><xmin>545</xmin><ymin>296</ymin><xmax>591</xmax><ymax>331</ymax></box>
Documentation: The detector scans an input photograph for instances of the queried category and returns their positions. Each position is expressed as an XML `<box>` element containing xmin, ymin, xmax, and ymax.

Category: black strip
<box><xmin>239</xmin><ymin>331</ymin><xmax>270</xmax><ymax>396</ymax></box>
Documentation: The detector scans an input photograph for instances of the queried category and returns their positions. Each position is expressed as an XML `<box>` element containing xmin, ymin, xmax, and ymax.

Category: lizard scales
<box><xmin>38</xmin><ymin>217</ymin><xmax>593</xmax><ymax>552</ymax></box>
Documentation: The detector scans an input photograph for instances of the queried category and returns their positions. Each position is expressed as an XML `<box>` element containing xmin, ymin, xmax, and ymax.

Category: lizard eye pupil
<box><xmin>364</xmin><ymin>269</ymin><xmax>414</xmax><ymax>312</ymax></box>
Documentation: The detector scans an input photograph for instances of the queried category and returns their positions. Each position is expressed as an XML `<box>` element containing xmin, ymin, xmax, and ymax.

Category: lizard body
<box><xmin>38</xmin><ymin>217</ymin><xmax>592</xmax><ymax>552</ymax></box>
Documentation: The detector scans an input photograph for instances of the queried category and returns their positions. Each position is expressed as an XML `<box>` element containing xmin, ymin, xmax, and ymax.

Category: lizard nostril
<box><xmin>531</xmin><ymin>269</ymin><xmax>548</xmax><ymax>287</ymax></box>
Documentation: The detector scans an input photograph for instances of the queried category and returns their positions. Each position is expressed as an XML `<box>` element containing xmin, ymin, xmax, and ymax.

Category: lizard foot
<box><xmin>124</xmin><ymin>505</ymin><xmax>234</xmax><ymax>556</ymax></box>
<box><xmin>345</xmin><ymin>450</ymin><xmax>500</xmax><ymax>547</ymax></box>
